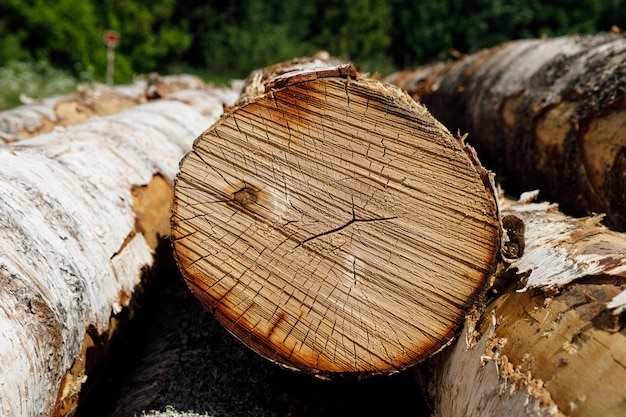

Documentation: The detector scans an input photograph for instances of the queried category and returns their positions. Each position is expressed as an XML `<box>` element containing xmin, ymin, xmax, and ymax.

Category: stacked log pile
<box><xmin>419</xmin><ymin>192</ymin><xmax>626</xmax><ymax>417</ymax></box>
<box><xmin>0</xmin><ymin>73</ymin><xmax>206</xmax><ymax>143</ymax></box>
<box><xmin>1</xmin><ymin>33</ymin><xmax>625</xmax><ymax>417</ymax></box>
<box><xmin>385</xmin><ymin>32</ymin><xmax>626</xmax><ymax>232</ymax></box>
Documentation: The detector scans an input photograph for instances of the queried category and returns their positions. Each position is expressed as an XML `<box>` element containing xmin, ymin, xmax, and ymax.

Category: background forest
<box><xmin>0</xmin><ymin>0</ymin><xmax>625</xmax><ymax>109</ymax></box>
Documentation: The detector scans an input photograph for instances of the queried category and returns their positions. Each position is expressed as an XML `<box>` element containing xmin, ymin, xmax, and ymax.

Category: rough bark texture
<box><xmin>418</xmin><ymin>191</ymin><xmax>626</xmax><ymax>417</ymax></box>
<box><xmin>171</xmin><ymin>59</ymin><xmax>502</xmax><ymax>377</ymax></box>
<box><xmin>0</xmin><ymin>73</ymin><xmax>206</xmax><ymax>143</ymax></box>
<box><xmin>386</xmin><ymin>33</ymin><xmax>626</xmax><ymax>232</ymax></box>
<box><xmin>0</xmin><ymin>85</ymin><xmax>239</xmax><ymax>417</ymax></box>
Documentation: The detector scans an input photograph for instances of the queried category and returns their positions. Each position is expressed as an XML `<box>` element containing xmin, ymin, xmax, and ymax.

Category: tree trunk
<box><xmin>417</xmin><ymin>191</ymin><xmax>626</xmax><ymax>417</ymax></box>
<box><xmin>171</xmin><ymin>58</ymin><xmax>502</xmax><ymax>377</ymax></box>
<box><xmin>385</xmin><ymin>33</ymin><xmax>626</xmax><ymax>232</ymax></box>
<box><xmin>0</xmin><ymin>73</ymin><xmax>206</xmax><ymax>143</ymax></box>
<box><xmin>0</xmin><ymin>85</ymin><xmax>239</xmax><ymax>417</ymax></box>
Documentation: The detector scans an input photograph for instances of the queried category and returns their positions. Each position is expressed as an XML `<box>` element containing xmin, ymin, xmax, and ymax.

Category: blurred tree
<box><xmin>313</xmin><ymin>0</ymin><xmax>393</xmax><ymax>72</ymax></box>
<box><xmin>0</xmin><ymin>21</ymin><xmax>30</xmax><ymax>64</ymax></box>
<box><xmin>597</xmin><ymin>0</ymin><xmax>626</xmax><ymax>30</ymax></box>
<box><xmin>447</xmin><ymin>0</ymin><xmax>537</xmax><ymax>53</ymax></box>
<box><xmin>446</xmin><ymin>0</ymin><xmax>603</xmax><ymax>54</ymax></box>
<box><xmin>176</xmin><ymin>0</ymin><xmax>317</xmax><ymax>78</ymax></box>
<box><xmin>388</xmin><ymin>0</ymin><xmax>451</xmax><ymax>68</ymax></box>
<box><xmin>0</xmin><ymin>0</ymin><xmax>192</xmax><ymax>83</ymax></box>
<box><xmin>95</xmin><ymin>0</ymin><xmax>192</xmax><ymax>81</ymax></box>
<box><xmin>0</xmin><ymin>0</ymin><xmax>100</xmax><ymax>70</ymax></box>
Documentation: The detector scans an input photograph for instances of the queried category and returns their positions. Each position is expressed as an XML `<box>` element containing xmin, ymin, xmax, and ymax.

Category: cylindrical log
<box><xmin>0</xmin><ymin>85</ymin><xmax>239</xmax><ymax>417</ymax></box>
<box><xmin>386</xmin><ymin>33</ymin><xmax>626</xmax><ymax>232</ymax></box>
<box><xmin>417</xmin><ymin>191</ymin><xmax>626</xmax><ymax>417</ymax></box>
<box><xmin>0</xmin><ymin>73</ymin><xmax>206</xmax><ymax>143</ymax></box>
<box><xmin>171</xmin><ymin>59</ymin><xmax>502</xmax><ymax>377</ymax></box>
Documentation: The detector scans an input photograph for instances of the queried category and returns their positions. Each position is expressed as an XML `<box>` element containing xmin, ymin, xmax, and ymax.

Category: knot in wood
<box><xmin>233</xmin><ymin>185</ymin><xmax>258</xmax><ymax>207</ymax></box>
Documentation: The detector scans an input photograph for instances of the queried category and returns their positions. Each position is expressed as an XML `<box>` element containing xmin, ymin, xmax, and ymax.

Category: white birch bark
<box><xmin>0</xmin><ymin>74</ymin><xmax>206</xmax><ymax>143</ymax></box>
<box><xmin>0</xmin><ymin>86</ymin><xmax>239</xmax><ymax>417</ymax></box>
<box><xmin>420</xmin><ymin>191</ymin><xmax>626</xmax><ymax>417</ymax></box>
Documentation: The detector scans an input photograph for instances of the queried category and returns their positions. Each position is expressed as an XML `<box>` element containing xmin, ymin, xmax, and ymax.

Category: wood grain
<box><xmin>172</xmin><ymin>65</ymin><xmax>501</xmax><ymax>376</ymax></box>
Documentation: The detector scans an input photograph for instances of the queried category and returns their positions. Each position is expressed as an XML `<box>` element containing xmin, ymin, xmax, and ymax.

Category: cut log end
<box><xmin>171</xmin><ymin>64</ymin><xmax>502</xmax><ymax>377</ymax></box>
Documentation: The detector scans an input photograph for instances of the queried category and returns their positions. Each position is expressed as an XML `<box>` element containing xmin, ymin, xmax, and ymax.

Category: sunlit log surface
<box><xmin>0</xmin><ymin>73</ymin><xmax>206</xmax><ymax>143</ymax></box>
<box><xmin>417</xmin><ymin>191</ymin><xmax>626</xmax><ymax>417</ymax></box>
<box><xmin>171</xmin><ymin>58</ymin><xmax>502</xmax><ymax>377</ymax></box>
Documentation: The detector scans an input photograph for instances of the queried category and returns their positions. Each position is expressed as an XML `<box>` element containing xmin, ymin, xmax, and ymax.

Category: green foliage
<box><xmin>95</xmin><ymin>0</ymin><xmax>192</xmax><ymax>80</ymax></box>
<box><xmin>0</xmin><ymin>0</ymin><xmax>193</xmax><ymax>84</ymax></box>
<box><xmin>0</xmin><ymin>0</ymin><xmax>100</xmax><ymax>72</ymax></box>
<box><xmin>177</xmin><ymin>0</ymin><xmax>318</xmax><ymax>78</ymax></box>
<box><xmin>0</xmin><ymin>0</ymin><xmax>624</xmax><ymax>98</ymax></box>
<box><xmin>446</xmin><ymin>0</ymin><xmax>603</xmax><ymax>53</ymax></box>
<box><xmin>0</xmin><ymin>61</ymin><xmax>80</xmax><ymax>110</ymax></box>
<box><xmin>313</xmin><ymin>0</ymin><xmax>393</xmax><ymax>72</ymax></box>
<box><xmin>598</xmin><ymin>0</ymin><xmax>626</xmax><ymax>31</ymax></box>
<box><xmin>389</xmin><ymin>0</ymin><xmax>452</xmax><ymax>67</ymax></box>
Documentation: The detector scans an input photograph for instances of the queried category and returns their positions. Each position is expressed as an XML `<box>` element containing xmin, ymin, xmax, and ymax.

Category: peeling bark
<box><xmin>0</xmin><ymin>73</ymin><xmax>206</xmax><ymax>143</ymax></box>
<box><xmin>0</xmin><ymin>85</ymin><xmax>239</xmax><ymax>417</ymax></box>
<box><xmin>386</xmin><ymin>33</ymin><xmax>626</xmax><ymax>232</ymax></box>
<box><xmin>417</xmin><ymin>192</ymin><xmax>626</xmax><ymax>417</ymax></box>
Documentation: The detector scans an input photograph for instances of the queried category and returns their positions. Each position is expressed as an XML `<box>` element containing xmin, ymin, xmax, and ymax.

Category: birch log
<box><xmin>418</xmin><ymin>191</ymin><xmax>626</xmax><ymax>417</ymax></box>
<box><xmin>0</xmin><ymin>85</ymin><xmax>239</xmax><ymax>417</ymax></box>
<box><xmin>385</xmin><ymin>33</ymin><xmax>626</xmax><ymax>232</ymax></box>
<box><xmin>0</xmin><ymin>73</ymin><xmax>206</xmax><ymax>143</ymax></box>
<box><xmin>171</xmin><ymin>59</ymin><xmax>502</xmax><ymax>377</ymax></box>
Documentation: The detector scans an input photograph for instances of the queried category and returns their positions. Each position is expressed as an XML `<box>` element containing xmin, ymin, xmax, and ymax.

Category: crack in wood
<box><xmin>296</xmin><ymin>197</ymin><xmax>398</xmax><ymax>248</ymax></box>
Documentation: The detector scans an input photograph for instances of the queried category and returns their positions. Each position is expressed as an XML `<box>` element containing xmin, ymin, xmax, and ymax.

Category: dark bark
<box><xmin>386</xmin><ymin>33</ymin><xmax>626</xmax><ymax>231</ymax></box>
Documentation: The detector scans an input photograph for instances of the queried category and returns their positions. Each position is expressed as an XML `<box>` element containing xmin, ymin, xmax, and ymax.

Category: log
<box><xmin>0</xmin><ymin>73</ymin><xmax>206</xmax><ymax>143</ymax></box>
<box><xmin>385</xmin><ymin>33</ymin><xmax>626</xmax><ymax>232</ymax></box>
<box><xmin>171</xmin><ymin>59</ymin><xmax>502</xmax><ymax>377</ymax></box>
<box><xmin>417</xmin><ymin>191</ymin><xmax>626</xmax><ymax>417</ymax></box>
<box><xmin>0</xmin><ymin>85</ymin><xmax>239</xmax><ymax>417</ymax></box>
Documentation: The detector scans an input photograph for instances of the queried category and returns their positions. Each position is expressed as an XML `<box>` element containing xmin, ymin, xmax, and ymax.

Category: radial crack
<box><xmin>296</xmin><ymin>196</ymin><xmax>397</xmax><ymax>248</ymax></box>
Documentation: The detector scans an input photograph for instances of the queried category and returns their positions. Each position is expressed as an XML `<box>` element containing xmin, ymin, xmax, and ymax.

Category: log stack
<box><xmin>0</xmin><ymin>73</ymin><xmax>206</xmax><ymax>143</ymax></box>
<box><xmin>385</xmin><ymin>32</ymin><xmax>626</xmax><ymax>232</ymax></box>
<box><xmin>419</xmin><ymin>191</ymin><xmax>626</xmax><ymax>417</ymax></box>
<box><xmin>1</xmin><ymin>33</ymin><xmax>625</xmax><ymax>417</ymax></box>
<box><xmin>385</xmin><ymin>33</ymin><xmax>626</xmax><ymax>417</ymax></box>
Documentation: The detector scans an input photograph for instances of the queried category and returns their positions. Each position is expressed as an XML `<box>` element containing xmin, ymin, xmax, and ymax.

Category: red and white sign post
<box><xmin>103</xmin><ymin>30</ymin><xmax>119</xmax><ymax>85</ymax></box>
